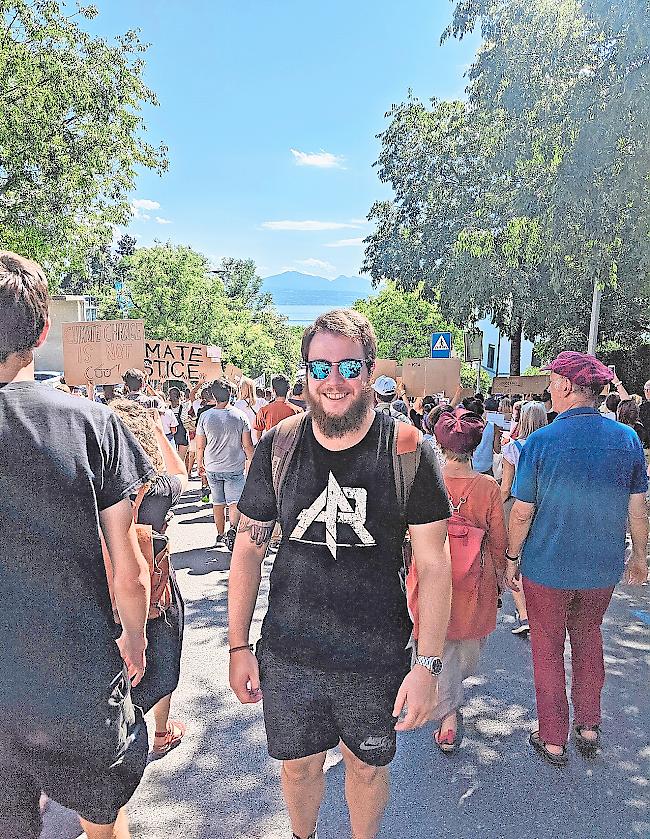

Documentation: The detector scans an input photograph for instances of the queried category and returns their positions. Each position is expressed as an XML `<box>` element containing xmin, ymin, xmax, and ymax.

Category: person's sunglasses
<box><xmin>307</xmin><ymin>359</ymin><xmax>366</xmax><ymax>380</ymax></box>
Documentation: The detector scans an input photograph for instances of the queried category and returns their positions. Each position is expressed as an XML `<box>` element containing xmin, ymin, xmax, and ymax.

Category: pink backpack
<box><xmin>406</xmin><ymin>475</ymin><xmax>486</xmax><ymax>640</ymax></box>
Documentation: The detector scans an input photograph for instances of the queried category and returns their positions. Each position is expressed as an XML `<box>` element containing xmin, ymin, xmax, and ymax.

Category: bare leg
<box><xmin>153</xmin><ymin>694</ymin><xmax>171</xmax><ymax>734</ymax></box>
<box><xmin>212</xmin><ymin>504</ymin><xmax>225</xmax><ymax>536</ymax></box>
<box><xmin>228</xmin><ymin>502</ymin><xmax>240</xmax><ymax>530</ymax></box>
<box><xmin>281</xmin><ymin>752</ymin><xmax>327</xmax><ymax>839</ymax></box>
<box><xmin>340</xmin><ymin>742</ymin><xmax>389</xmax><ymax>839</ymax></box>
<box><xmin>186</xmin><ymin>451</ymin><xmax>195</xmax><ymax>475</ymax></box>
<box><xmin>177</xmin><ymin>444</ymin><xmax>188</xmax><ymax>463</ymax></box>
<box><xmin>512</xmin><ymin>587</ymin><xmax>528</xmax><ymax>620</ymax></box>
<box><xmin>80</xmin><ymin>808</ymin><xmax>130</xmax><ymax>839</ymax></box>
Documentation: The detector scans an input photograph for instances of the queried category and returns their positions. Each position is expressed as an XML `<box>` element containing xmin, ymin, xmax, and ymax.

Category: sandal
<box><xmin>529</xmin><ymin>731</ymin><xmax>567</xmax><ymax>766</ymax></box>
<box><xmin>574</xmin><ymin>725</ymin><xmax>600</xmax><ymax>756</ymax></box>
<box><xmin>152</xmin><ymin>720</ymin><xmax>186</xmax><ymax>757</ymax></box>
<box><xmin>434</xmin><ymin>710</ymin><xmax>463</xmax><ymax>755</ymax></box>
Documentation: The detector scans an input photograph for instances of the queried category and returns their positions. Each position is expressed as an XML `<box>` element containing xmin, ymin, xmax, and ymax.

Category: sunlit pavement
<box><xmin>42</xmin><ymin>478</ymin><xmax>650</xmax><ymax>838</ymax></box>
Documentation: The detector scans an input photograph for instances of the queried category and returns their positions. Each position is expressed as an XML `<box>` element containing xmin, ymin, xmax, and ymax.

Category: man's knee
<box><xmin>282</xmin><ymin>752</ymin><xmax>327</xmax><ymax>784</ymax></box>
<box><xmin>341</xmin><ymin>745</ymin><xmax>388</xmax><ymax>785</ymax></box>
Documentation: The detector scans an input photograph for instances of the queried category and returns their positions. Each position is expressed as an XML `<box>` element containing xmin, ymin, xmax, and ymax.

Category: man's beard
<box><xmin>305</xmin><ymin>381</ymin><xmax>374</xmax><ymax>438</ymax></box>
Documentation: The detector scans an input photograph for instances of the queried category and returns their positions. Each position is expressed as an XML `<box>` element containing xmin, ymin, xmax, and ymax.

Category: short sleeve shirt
<box><xmin>238</xmin><ymin>414</ymin><xmax>450</xmax><ymax>673</ymax></box>
<box><xmin>514</xmin><ymin>407</ymin><xmax>648</xmax><ymax>589</ymax></box>
<box><xmin>196</xmin><ymin>405</ymin><xmax>251</xmax><ymax>472</ymax></box>
<box><xmin>0</xmin><ymin>381</ymin><xmax>154</xmax><ymax>760</ymax></box>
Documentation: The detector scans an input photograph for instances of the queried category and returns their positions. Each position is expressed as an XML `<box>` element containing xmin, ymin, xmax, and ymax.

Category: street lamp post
<box><xmin>587</xmin><ymin>280</ymin><xmax>602</xmax><ymax>356</ymax></box>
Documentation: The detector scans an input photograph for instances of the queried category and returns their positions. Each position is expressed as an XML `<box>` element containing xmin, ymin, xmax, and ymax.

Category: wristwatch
<box><xmin>415</xmin><ymin>654</ymin><xmax>443</xmax><ymax>676</ymax></box>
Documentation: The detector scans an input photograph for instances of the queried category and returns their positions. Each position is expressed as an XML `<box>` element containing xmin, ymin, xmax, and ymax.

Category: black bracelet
<box><xmin>229</xmin><ymin>644</ymin><xmax>253</xmax><ymax>655</ymax></box>
<box><xmin>505</xmin><ymin>551</ymin><xmax>520</xmax><ymax>562</ymax></box>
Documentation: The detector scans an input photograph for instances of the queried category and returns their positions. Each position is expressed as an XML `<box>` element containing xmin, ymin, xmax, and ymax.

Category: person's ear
<box><xmin>34</xmin><ymin>317</ymin><xmax>50</xmax><ymax>348</ymax></box>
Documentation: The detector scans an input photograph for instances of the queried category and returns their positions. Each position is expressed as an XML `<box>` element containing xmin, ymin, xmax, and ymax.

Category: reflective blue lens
<box><xmin>307</xmin><ymin>359</ymin><xmax>364</xmax><ymax>380</ymax></box>
<box><xmin>337</xmin><ymin>359</ymin><xmax>364</xmax><ymax>379</ymax></box>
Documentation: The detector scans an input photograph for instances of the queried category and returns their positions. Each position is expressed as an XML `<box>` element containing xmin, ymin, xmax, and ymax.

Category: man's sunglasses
<box><xmin>306</xmin><ymin>359</ymin><xmax>369</xmax><ymax>380</ymax></box>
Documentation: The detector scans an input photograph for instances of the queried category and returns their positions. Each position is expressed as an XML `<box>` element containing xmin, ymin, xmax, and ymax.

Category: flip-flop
<box><xmin>434</xmin><ymin>710</ymin><xmax>464</xmax><ymax>755</ymax></box>
<box><xmin>574</xmin><ymin>725</ymin><xmax>600</xmax><ymax>756</ymax></box>
<box><xmin>529</xmin><ymin>731</ymin><xmax>567</xmax><ymax>766</ymax></box>
<box><xmin>152</xmin><ymin>719</ymin><xmax>186</xmax><ymax>757</ymax></box>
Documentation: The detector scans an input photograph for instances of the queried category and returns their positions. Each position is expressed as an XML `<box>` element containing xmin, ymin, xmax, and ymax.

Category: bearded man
<box><xmin>227</xmin><ymin>309</ymin><xmax>452</xmax><ymax>839</ymax></box>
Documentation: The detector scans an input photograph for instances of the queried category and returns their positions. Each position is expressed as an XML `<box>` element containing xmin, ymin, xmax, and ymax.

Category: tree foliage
<box><xmin>353</xmin><ymin>282</ymin><xmax>490</xmax><ymax>390</ymax></box>
<box><xmin>95</xmin><ymin>244</ymin><xmax>301</xmax><ymax>379</ymax></box>
<box><xmin>0</xmin><ymin>1</ymin><xmax>167</xmax><ymax>277</ymax></box>
<box><xmin>364</xmin><ymin>0</ymin><xmax>650</xmax><ymax>371</ymax></box>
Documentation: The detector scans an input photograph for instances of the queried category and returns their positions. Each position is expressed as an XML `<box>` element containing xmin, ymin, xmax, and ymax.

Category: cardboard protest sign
<box><xmin>371</xmin><ymin>359</ymin><xmax>398</xmax><ymax>383</ymax></box>
<box><xmin>491</xmin><ymin>375</ymin><xmax>549</xmax><ymax>396</ymax></box>
<box><xmin>224</xmin><ymin>363</ymin><xmax>243</xmax><ymax>384</ymax></box>
<box><xmin>144</xmin><ymin>341</ymin><xmax>222</xmax><ymax>382</ymax></box>
<box><xmin>402</xmin><ymin>358</ymin><xmax>461</xmax><ymax>397</ymax></box>
<box><xmin>62</xmin><ymin>319</ymin><xmax>145</xmax><ymax>386</ymax></box>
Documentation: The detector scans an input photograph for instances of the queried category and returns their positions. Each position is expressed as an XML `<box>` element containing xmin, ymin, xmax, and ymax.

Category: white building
<box><xmin>34</xmin><ymin>295</ymin><xmax>96</xmax><ymax>372</ymax></box>
<box><xmin>476</xmin><ymin>316</ymin><xmax>534</xmax><ymax>378</ymax></box>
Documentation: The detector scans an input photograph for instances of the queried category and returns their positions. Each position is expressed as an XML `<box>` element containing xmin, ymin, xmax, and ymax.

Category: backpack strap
<box><xmin>447</xmin><ymin>474</ymin><xmax>482</xmax><ymax>514</ymax></box>
<box><xmin>392</xmin><ymin>418</ymin><xmax>422</xmax><ymax>517</ymax></box>
<box><xmin>271</xmin><ymin>412</ymin><xmax>309</xmax><ymax>507</ymax></box>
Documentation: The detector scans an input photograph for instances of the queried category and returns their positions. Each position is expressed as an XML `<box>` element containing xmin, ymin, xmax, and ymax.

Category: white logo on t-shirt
<box><xmin>290</xmin><ymin>471</ymin><xmax>376</xmax><ymax>559</ymax></box>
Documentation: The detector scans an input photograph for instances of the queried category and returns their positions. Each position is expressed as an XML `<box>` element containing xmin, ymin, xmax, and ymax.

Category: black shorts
<box><xmin>0</xmin><ymin>707</ymin><xmax>148</xmax><ymax>838</ymax></box>
<box><xmin>257</xmin><ymin>644</ymin><xmax>409</xmax><ymax>767</ymax></box>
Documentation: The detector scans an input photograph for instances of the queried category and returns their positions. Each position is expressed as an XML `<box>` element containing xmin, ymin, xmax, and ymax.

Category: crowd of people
<box><xmin>1</xmin><ymin>249</ymin><xmax>649</xmax><ymax>839</ymax></box>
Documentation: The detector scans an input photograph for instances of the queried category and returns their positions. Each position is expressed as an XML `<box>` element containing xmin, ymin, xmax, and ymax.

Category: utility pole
<box><xmin>587</xmin><ymin>280</ymin><xmax>601</xmax><ymax>356</ymax></box>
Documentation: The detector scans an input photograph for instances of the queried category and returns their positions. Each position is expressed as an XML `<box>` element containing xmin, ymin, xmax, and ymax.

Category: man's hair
<box><xmin>256</xmin><ymin>387</ymin><xmax>265</xmax><ymax>398</ymax></box>
<box><xmin>122</xmin><ymin>368</ymin><xmax>145</xmax><ymax>392</ymax></box>
<box><xmin>292</xmin><ymin>380</ymin><xmax>304</xmax><ymax>397</ymax></box>
<box><xmin>617</xmin><ymin>398</ymin><xmax>639</xmax><ymax>426</ymax></box>
<box><xmin>605</xmin><ymin>393</ymin><xmax>621</xmax><ymax>413</ymax></box>
<box><xmin>211</xmin><ymin>379</ymin><xmax>232</xmax><ymax>404</ymax></box>
<box><xmin>541</xmin><ymin>390</ymin><xmax>552</xmax><ymax>403</ymax></box>
<box><xmin>0</xmin><ymin>252</ymin><xmax>49</xmax><ymax>364</ymax></box>
<box><xmin>462</xmin><ymin>397</ymin><xmax>484</xmax><ymax>416</ymax></box>
<box><xmin>168</xmin><ymin>386</ymin><xmax>181</xmax><ymax>398</ymax></box>
<box><xmin>301</xmin><ymin>309</ymin><xmax>377</xmax><ymax>367</ymax></box>
<box><xmin>272</xmin><ymin>375</ymin><xmax>290</xmax><ymax>398</ymax></box>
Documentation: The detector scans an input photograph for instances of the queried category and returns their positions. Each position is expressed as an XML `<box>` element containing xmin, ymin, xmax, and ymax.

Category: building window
<box><xmin>487</xmin><ymin>344</ymin><xmax>496</xmax><ymax>370</ymax></box>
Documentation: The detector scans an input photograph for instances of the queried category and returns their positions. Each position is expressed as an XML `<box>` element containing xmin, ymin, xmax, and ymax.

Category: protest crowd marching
<box><xmin>1</xmin><ymin>251</ymin><xmax>649</xmax><ymax>839</ymax></box>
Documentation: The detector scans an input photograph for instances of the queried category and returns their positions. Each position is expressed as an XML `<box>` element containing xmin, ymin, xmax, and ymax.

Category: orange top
<box><xmin>254</xmin><ymin>399</ymin><xmax>303</xmax><ymax>434</ymax></box>
<box><xmin>443</xmin><ymin>473</ymin><xmax>507</xmax><ymax>640</ymax></box>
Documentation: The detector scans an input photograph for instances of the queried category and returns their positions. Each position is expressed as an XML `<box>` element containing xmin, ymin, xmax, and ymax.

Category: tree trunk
<box><xmin>510</xmin><ymin>321</ymin><xmax>522</xmax><ymax>376</ymax></box>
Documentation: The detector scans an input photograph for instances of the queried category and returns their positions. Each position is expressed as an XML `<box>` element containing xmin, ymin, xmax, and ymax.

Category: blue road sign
<box><xmin>430</xmin><ymin>331</ymin><xmax>452</xmax><ymax>359</ymax></box>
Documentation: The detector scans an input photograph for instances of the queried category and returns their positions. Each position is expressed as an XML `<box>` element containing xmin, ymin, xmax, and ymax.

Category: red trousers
<box><xmin>523</xmin><ymin>577</ymin><xmax>614</xmax><ymax>746</ymax></box>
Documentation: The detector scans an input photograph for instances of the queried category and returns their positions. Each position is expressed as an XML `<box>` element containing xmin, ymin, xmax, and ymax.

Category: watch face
<box><xmin>431</xmin><ymin>657</ymin><xmax>443</xmax><ymax>676</ymax></box>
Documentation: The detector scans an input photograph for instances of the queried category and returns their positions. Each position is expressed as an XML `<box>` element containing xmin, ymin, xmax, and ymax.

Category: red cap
<box><xmin>434</xmin><ymin>407</ymin><xmax>485</xmax><ymax>454</ymax></box>
<box><xmin>542</xmin><ymin>351</ymin><xmax>613</xmax><ymax>388</ymax></box>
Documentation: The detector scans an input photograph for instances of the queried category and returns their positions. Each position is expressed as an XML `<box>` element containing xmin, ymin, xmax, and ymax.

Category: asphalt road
<box><xmin>43</xmin><ymin>478</ymin><xmax>650</xmax><ymax>839</ymax></box>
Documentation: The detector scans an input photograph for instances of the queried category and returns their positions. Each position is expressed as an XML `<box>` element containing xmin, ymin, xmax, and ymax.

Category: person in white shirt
<box><xmin>160</xmin><ymin>406</ymin><xmax>178</xmax><ymax>445</ymax></box>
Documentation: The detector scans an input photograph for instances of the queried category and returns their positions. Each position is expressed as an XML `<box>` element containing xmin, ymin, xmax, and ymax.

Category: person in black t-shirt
<box><xmin>0</xmin><ymin>252</ymin><xmax>154</xmax><ymax>839</ymax></box>
<box><xmin>229</xmin><ymin>309</ymin><xmax>451</xmax><ymax>839</ymax></box>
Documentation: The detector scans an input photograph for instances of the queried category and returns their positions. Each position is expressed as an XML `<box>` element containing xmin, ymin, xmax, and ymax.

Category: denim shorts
<box><xmin>206</xmin><ymin>470</ymin><xmax>246</xmax><ymax>505</ymax></box>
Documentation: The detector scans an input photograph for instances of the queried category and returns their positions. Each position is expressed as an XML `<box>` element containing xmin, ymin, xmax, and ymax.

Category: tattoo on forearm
<box><xmin>238</xmin><ymin>516</ymin><xmax>275</xmax><ymax>547</ymax></box>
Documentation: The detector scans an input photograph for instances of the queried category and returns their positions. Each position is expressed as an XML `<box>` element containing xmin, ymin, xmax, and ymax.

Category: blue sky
<box><xmin>89</xmin><ymin>1</ymin><xmax>479</xmax><ymax>279</ymax></box>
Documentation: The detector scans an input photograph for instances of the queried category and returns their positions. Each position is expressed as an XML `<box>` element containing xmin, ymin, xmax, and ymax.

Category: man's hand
<box><xmin>197</xmin><ymin>462</ymin><xmax>206</xmax><ymax>477</ymax></box>
<box><xmin>504</xmin><ymin>559</ymin><xmax>521</xmax><ymax>592</ymax></box>
<box><xmin>229</xmin><ymin>649</ymin><xmax>262</xmax><ymax>704</ymax></box>
<box><xmin>626</xmin><ymin>556</ymin><xmax>649</xmax><ymax>585</ymax></box>
<box><xmin>393</xmin><ymin>666</ymin><xmax>437</xmax><ymax>731</ymax></box>
<box><xmin>116</xmin><ymin>631</ymin><xmax>147</xmax><ymax>686</ymax></box>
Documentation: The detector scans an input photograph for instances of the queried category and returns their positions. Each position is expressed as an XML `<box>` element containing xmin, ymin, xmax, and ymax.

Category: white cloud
<box><xmin>131</xmin><ymin>198</ymin><xmax>161</xmax><ymax>220</ymax></box>
<box><xmin>290</xmin><ymin>149</ymin><xmax>345</xmax><ymax>169</ymax></box>
<box><xmin>155</xmin><ymin>216</ymin><xmax>172</xmax><ymax>225</ymax></box>
<box><xmin>295</xmin><ymin>258</ymin><xmax>338</xmax><ymax>278</ymax></box>
<box><xmin>262</xmin><ymin>220</ymin><xmax>360</xmax><ymax>231</ymax></box>
<box><xmin>348</xmin><ymin>218</ymin><xmax>369</xmax><ymax>225</ymax></box>
<box><xmin>324</xmin><ymin>237</ymin><xmax>364</xmax><ymax>248</ymax></box>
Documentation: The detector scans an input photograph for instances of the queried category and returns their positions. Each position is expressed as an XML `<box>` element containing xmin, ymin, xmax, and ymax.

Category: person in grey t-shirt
<box><xmin>196</xmin><ymin>379</ymin><xmax>254</xmax><ymax>550</ymax></box>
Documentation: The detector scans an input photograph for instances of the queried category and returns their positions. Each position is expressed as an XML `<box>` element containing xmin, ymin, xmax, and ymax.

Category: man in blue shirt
<box><xmin>505</xmin><ymin>352</ymin><xmax>648</xmax><ymax>765</ymax></box>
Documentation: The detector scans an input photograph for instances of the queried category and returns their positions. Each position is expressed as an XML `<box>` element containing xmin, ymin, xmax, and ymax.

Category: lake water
<box><xmin>271</xmin><ymin>290</ymin><xmax>370</xmax><ymax>326</ymax></box>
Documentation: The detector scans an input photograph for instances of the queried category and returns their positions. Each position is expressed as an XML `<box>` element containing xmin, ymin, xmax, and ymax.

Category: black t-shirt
<box><xmin>0</xmin><ymin>381</ymin><xmax>154</xmax><ymax>763</ymax></box>
<box><xmin>137</xmin><ymin>473</ymin><xmax>184</xmax><ymax>532</ymax></box>
<box><xmin>238</xmin><ymin>413</ymin><xmax>450</xmax><ymax>673</ymax></box>
<box><xmin>640</xmin><ymin>401</ymin><xmax>650</xmax><ymax>445</ymax></box>
<box><xmin>546</xmin><ymin>410</ymin><xmax>558</xmax><ymax>423</ymax></box>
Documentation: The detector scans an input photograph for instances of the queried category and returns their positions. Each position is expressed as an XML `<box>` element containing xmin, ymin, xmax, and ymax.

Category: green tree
<box><xmin>354</xmin><ymin>282</ymin><xmax>490</xmax><ymax>390</ymax></box>
<box><xmin>97</xmin><ymin>243</ymin><xmax>301</xmax><ymax>379</ymax></box>
<box><xmin>0</xmin><ymin>2</ymin><xmax>167</xmax><ymax>278</ymax></box>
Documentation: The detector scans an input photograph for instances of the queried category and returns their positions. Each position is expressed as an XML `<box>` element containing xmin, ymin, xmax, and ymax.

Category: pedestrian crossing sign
<box><xmin>430</xmin><ymin>332</ymin><xmax>452</xmax><ymax>358</ymax></box>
